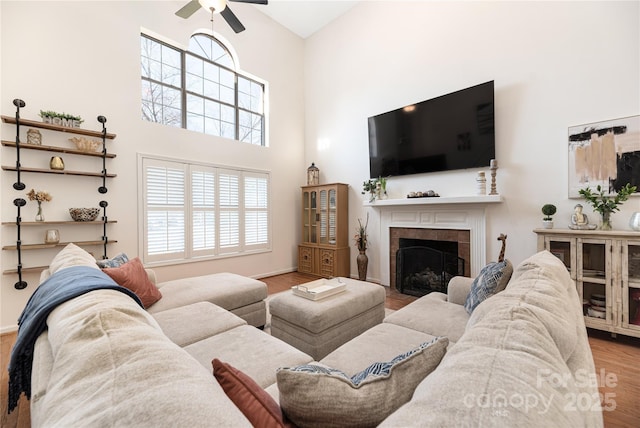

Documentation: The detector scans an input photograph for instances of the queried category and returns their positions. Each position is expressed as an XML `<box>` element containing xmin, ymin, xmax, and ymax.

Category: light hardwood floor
<box><xmin>1</xmin><ymin>272</ymin><xmax>639</xmax><ymax>427</ymax></box>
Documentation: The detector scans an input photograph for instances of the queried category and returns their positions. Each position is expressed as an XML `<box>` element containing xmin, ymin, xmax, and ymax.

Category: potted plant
<box><xmin>39</xmin><ymin>110</ymin><xmax>84</xmax><ymax>128</ymax></box>
<box><xmin>354</xmin><ymin>213</ymin><xmax>369</xmax><ymax>280</ymax></box>
<box><xmin>579</xmin><ymin>183</ymin><xmax>637</xmax><ymax>230</ymax></box>
<box><xmin>362</xmin><ymin>179</ymin><xmax>378</xmax><ymax>202</ymax></box>
<box><xmin>541</xmin><ymin>204</ymin><xmax>557</xmax><ymax>229</ymax></box>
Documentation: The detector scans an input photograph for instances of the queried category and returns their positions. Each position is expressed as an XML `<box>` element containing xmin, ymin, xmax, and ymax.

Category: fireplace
<box><xmin>390</xmin><ymin>228</ymin><xmax>471</xmax><ymax>292</ymax></box>
<box><xmin>396</xmin><ymin>238</ymin><xmax>465</xmax><ymax>296</ymax></box>
<box><xmin>369</xmin><ymin>197</ymin><xmax>499</xmax><ymax>288</ymax></box>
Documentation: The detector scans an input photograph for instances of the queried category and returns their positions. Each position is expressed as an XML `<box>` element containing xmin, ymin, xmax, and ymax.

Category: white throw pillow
<box><xmin>48</xmin><ymin>243</ymin><xmax>99</xmax><ymax>276</ymax></box>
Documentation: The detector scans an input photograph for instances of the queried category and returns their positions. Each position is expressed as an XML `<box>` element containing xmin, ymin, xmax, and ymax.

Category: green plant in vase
<box><xmin>362</xmin><ymin>179</ymin><xmax>378</xmax><ymax>202</ymax></box>
<box><xmin>578</xmin><ymin>183</ymin><xmax>637</xmax><ymax>230</ymax></box>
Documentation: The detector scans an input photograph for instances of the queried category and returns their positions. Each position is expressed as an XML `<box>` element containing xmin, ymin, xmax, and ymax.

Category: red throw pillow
<box><xmin>212</xmin><ymin>358</ymin><xmax>294</xmax><ymax>428</ymax></box>
<box><xmin>102</xmin><ymin>257</ymin><xmax>162</xmax><ymax>308</ymax></box>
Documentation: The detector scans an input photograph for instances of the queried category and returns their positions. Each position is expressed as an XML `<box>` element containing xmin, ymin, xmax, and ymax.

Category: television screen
<box><xmin>368</xmin><ymin>81</ymin><xmax>495</xmax><ymax>178</ymax></box>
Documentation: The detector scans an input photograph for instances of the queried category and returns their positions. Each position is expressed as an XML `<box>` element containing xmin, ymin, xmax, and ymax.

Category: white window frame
<box><xmin>138</xmin><ymin>154</ymin><xmax>271</xmax><ymax>266</ymax></box>
<box><xmin>140</xmin><ymin>31</ymin><xmax>268</xmax><ymax>146</ymax></box>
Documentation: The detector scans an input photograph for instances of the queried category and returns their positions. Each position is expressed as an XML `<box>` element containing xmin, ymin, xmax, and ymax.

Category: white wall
<box><xmin>304</xmin><ymin>1</ymin><xmax>640</xmax><ymax>284</ymax></box>
<box><xmin>0</xmin><ymin>1</ymin><xmax>305</xmax><ymax>331</ymax></box>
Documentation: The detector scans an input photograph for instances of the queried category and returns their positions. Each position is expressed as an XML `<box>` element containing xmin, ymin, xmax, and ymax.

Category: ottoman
<box><xmin>268</xmin><ymin>278</ymin><xmax>386</xmax><ymax>360</ymax></box>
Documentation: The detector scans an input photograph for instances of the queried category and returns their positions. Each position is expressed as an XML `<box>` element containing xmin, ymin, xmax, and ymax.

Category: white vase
<box><xmin>542</xmin><ymin>220</ymin><xmax>554</xmax><ymax>229</ymax></box>
<box><xmin>630</xmin><ymin>212</ymin><xmax>640</xmax><ymax>231</ymax></box>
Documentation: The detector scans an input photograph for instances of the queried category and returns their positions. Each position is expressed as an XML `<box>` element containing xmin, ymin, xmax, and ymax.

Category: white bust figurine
<box><xmin>569</xmin><ymin>204</ymin><xmax>596</xmax><ymax>229</ymax></box>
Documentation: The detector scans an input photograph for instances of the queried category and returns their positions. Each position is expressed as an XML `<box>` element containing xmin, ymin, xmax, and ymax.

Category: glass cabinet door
<box><xmin>302</xmin><ymin>190</ymin><xmax>317</xmax><ymax>244</ymax></box>
<box><xmin>545</xmin><ymin>237</ymin><xmax>575</xmax><ymax>279</ymax></box>
<box><xmin>578</xmin><ymin>239</ymin><xmax>613</xmax><ymax>326</ymax></box>
<box><xmin>316</xmin><ymin>187</ymin><xmax>337</xmax><ymax>246</ymax></box>
<box><xmin>623</xmin><ymin>240</ymin><xmax>640</xmax><ymax>332</ymax></box>
<box><xmin>318</xmin><ymin>189</ymin><xmax>328</xmax><ymax>244</ymax></box>
<box><xmin>328</xmin><ymin>189</ymin><xmax>337</xmax><ymax>245</ymax></box>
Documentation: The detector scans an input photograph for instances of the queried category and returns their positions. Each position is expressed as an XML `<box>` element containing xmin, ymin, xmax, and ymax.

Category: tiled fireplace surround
<box><xmin>390</xmin><ymin>228</ymin><xmax>470</xmax><ymax>291</ymax></box>
<box><xmin>371</xmin><ymin>197</ymin><xmax>498</xmax><ymax>289</ymax></box>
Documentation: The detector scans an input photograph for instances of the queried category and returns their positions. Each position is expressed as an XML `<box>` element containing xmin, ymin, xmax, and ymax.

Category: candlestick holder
<box><xmin>489</xmin><ymin>159</ymin><xmax>498</xmax><ymax>195</ymax></box>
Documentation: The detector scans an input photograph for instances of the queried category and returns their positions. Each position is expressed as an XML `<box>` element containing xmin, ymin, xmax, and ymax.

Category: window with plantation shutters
<box><xmin>140</xmin><ymin>155</ymin><xmax>270</xmax><ymax>264</ymax></box>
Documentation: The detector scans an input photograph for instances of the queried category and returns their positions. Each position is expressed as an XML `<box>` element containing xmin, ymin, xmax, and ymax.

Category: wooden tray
<box><xmin>292</xmin><ymin>278</ymin><xmax>347</xmax><ymax>301</ymax></box>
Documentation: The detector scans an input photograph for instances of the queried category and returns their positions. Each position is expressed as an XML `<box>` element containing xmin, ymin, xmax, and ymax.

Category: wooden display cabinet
<box><xmin>298</xmin><ymin>183</ymin><xmax>349</xmax><ymax>278</ymax></box>
<box><xmin>535</xmin><ymin>228</ymin><xmax>640</xmax><ymax>339</ymax></box>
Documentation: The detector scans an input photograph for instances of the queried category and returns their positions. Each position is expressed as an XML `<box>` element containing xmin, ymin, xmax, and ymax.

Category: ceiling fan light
<box><xmin>199</xmin><ymin>0</ymin><xmax>227</xmax><ymax>13</ymax></box>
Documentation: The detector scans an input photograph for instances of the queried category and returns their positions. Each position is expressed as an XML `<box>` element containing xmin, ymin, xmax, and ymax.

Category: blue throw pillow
<box><xmin>96</xmin><ymin>252</ymin><xmax>129</xmax><ymax>269</ymax></box>
<box><xmin>464</xmin><ymin>260</ymin><xmax>513</xmax><ymax>314</ymax></box>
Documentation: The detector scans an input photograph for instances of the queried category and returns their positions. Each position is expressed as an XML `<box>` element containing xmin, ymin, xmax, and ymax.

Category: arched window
<box><xmin>141</xmin><ymin>32</ymin><xmax>265</xmax><ymax>146</ymax></box>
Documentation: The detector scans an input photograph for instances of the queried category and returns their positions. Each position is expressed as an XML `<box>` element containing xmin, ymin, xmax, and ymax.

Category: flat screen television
<box><xmin>368</xmin><ymin>81</ymin><xmax>495</xmax><ymax>178</ymax></box>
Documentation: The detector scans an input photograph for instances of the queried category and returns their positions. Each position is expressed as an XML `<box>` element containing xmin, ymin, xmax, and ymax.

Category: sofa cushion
<box><xmin>185</xmin><ymin>325</ymin><xmax>313</xmax><ymax>388</ymax></box>
<box><xmin>464</xmin><ymin>259</ymin><xmax>513</xmax><ymax>313</ymax></box>
<box><xmin>48</xmin><ymin>243</ymin><xmax>99</xmax><ymax>276</ymax></box>
<box><xmin>383</xmin><ymin>292</ymin><xmax>469</xmax><ymax>343</ymax></box>
<box><xmin>213</xmin><ymin>359</ymin><xmax>293</xmax><ymax>428</ymax></box>
<box><xmin>147</xmin><ymin>272</ymin><xmax>267</xmax><ymax>314</ymax></box>
<box><xmin>152</xmin><ymin>302</ymin><xmax>246</xmax><ymax>347</ymax></box>
<box><xmin>277</xmin><ymin>336</ymin><xmax>448</xmax><ymax>428</ymax></box>
<box><xmin>320</xmin><ymin>323</ymin><xmax>440</xmax><ymax>376</ymax></box>
<box><xmin>34</xmin><ymin>289</ymin><xmax>252</xmax><ymax>427</ymax></box>
<box><xmin>102</xmin><ymin>257</ymin><xmax>162</xmax><ymax>308</ymax></box>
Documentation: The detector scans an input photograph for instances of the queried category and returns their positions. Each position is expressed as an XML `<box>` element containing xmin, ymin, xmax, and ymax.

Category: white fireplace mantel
<box><xmin>363</xmin><ymin>194</ymin><xmax>502</xmax><ymax>208</ymax></box>
<box><xmin>365</xmin><ymin>195</ymin><xmax>503</xmax><ymax>286</ymax></box>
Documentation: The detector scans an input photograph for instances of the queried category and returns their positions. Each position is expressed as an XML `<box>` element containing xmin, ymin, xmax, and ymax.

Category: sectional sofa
<box><xmin>9</xmin><ymin>244</ymin><xmax>602</xmax><ymax>427</ymax></box>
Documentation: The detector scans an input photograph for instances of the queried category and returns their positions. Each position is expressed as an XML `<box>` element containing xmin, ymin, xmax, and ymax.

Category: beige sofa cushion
<box><xmin>277</xmin><ymin>336</ymin><xmax>448</xmax><ymax>428</ymax></box>
<box><xmin>184</xmin><ymin>325</ymin><xmax>313</xmax><ymax>388</ymax></box>
<box><xmin>40</xmin><ymin>243</ymin><xmax>99</xmax><ymax>282</ymax></box>
<box><xmin>152</xmin><ymin>302</ymin><xmax>246</xmax><ymax>347</ymax></box>
<box><xmin>384</xmin><ymin>291</ymin><xmax>469</xmax><ymax>343</ymax></box>
<box><xmin>32</xmin><ymin>289</ymin><xmax>252</xmax><ymax>427</ymax></box>
<box><xmin>147</xmin><ymin>272</ymin><xmax>267</xmax><ymax>314</ymax></box>
<box><xmin>380</xmin><ymin>251</ymin><xmax>603</xmax><ymax>427</ymax></box>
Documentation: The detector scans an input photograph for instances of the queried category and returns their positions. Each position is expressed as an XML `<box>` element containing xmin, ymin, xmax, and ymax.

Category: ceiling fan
<box><xmin>175</xmin><ymin>0</ymin><xmax>268</xmax><ymax>34</ymax></box>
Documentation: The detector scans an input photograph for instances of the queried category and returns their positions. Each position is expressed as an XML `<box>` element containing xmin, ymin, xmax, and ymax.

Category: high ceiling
<box><xmin>253</xmin><ymin>1</ymin><xmax>359</xmax><ymax>38</ymax></box>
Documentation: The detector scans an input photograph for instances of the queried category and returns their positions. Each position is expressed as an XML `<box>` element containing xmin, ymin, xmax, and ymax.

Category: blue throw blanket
<box><xmin>7</xmin><ymin>266</ymin><xmax>142</xmax><ymax>413</ymax></box>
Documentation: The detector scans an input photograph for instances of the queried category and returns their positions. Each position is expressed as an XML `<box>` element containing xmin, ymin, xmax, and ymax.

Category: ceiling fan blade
<box><xmin>230</xmin><ymin>0</ymin><xmax>268</xmax><ymax>4</ymax></box>
<box><xmin>221</xmin><ymin>6</ymin><xmax>246</xmax><ymax>33</ymax></box>
<box><xmin>175</xmin><ymin>0</ymin><xmax>201</xmax><ymax>19</ymax></box>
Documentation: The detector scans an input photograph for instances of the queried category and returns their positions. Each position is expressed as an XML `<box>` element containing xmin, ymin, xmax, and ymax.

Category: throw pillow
<box><xmin>212</xmin><ymin>359</ymin><xmax>294</xmax><ymax>428</ymax></box>
<box><xmin>96</xmin><ymin>252</ymin><xmax>129</xmax><ymax>268</ymax></box>
<box><xmin>48</xmin><ymin>243</ymin><xmax>100</xmax><ymax>276</ymax></box>
<box><xmin>464</xmin><ymin>259</ymin><xmax>514</xmax><ymax>314</ymax></box>
<box><xmin>277</xmin><ymin>336</ymin><xmax>449</xmax><ymax>428</ymax></box>
<box><xmin>102</xmin><ymin>257</ymin><xmax>162</xmax><ymax>308</ymax></box>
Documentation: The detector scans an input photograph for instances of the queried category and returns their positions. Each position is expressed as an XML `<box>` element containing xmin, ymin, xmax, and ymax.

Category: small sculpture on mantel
<box><xmin>569</xmin><ymin>203</ymin><xmax>597</xmax><ymax>230</ymax></box>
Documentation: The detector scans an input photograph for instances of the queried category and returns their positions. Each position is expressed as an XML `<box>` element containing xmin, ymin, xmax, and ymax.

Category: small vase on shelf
<box><xmin>35</xmin><ymin>202</ymin><xmax>44</xmax><ymax>222</ymax></box>
<box><xmin>357</xmin><ymin>250</ymin><xmax>368</xmax><ymax>281</ymax></box>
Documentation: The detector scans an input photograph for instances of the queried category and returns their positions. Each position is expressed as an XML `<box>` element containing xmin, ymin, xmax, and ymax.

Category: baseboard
<box><xmin>1</xmin><ymin>324</ymin><xmax>18</xmax><ymax>335</ymax></box>
<box><xmin>254</xmin><ymin>267</ymin><xmax>298</xmax><ymax>279</ymax></box>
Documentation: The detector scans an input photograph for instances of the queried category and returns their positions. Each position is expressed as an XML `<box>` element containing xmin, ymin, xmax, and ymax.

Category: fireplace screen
<box><xmin>396</xmin><ymin>246</ymin><xmax>465</xmax><ymax>297</ymax></box>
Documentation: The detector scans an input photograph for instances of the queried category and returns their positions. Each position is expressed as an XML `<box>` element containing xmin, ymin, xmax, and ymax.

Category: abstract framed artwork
<box><xmin>568</xmin><ymin>115</ymin><xmax>640</xmax><ymax>197</ymax></box>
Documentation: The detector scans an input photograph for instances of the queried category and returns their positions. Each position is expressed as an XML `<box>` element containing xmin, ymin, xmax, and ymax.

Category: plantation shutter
<box><xmin>191</xmin><ymin>166</ymin><xmax>216</xmax><ymax>256</ymax></box>
<box><xmin>244</xmin><ymin>172</ymin><xmax>269</xmax><ymax>249</ymax></box>
<box><xmin>143</xmin><ymin>158</ymin><xmax>186</xmax><ymax>262</ymax></box>
<box><xmin>218</xmin><ymin>169</ymin><xmax>240</xmax><ymax>253</ymax></box>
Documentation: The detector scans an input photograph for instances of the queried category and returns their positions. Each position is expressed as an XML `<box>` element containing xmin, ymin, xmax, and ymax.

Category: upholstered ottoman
<box><xmin>146</xmin><ymin>272</ymin><xmax>268</xmax><ymax>328</ymax></box>
<box><xmin>268</xmin><ymin>278</ymin><xmax>386</xmax><ymax>360</ymax></box>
